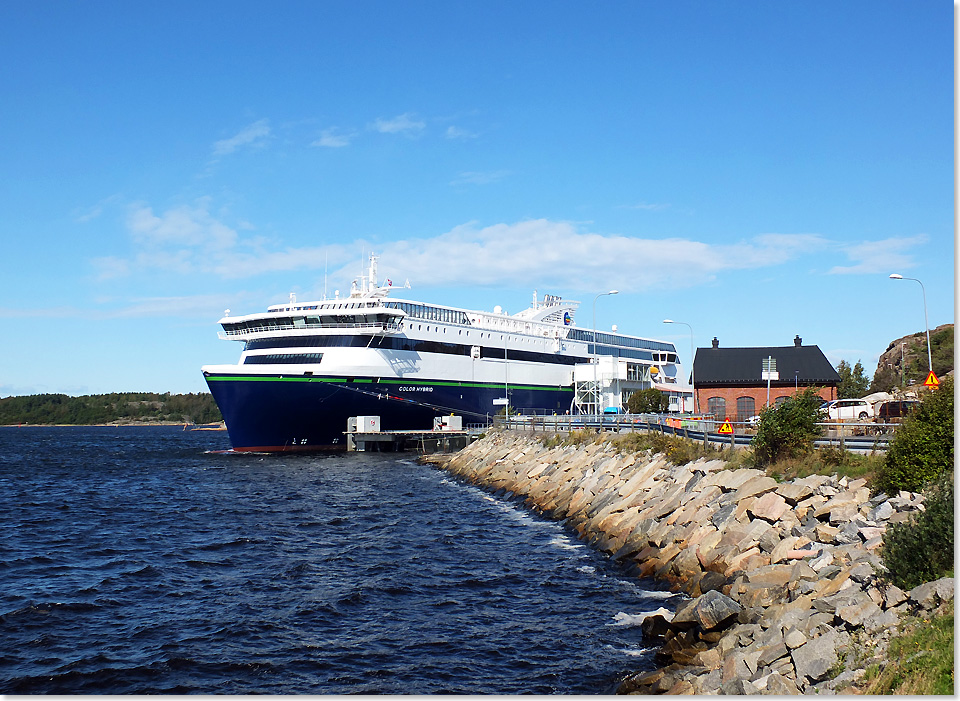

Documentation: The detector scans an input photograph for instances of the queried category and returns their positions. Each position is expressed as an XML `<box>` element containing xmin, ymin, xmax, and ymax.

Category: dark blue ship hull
<box><xmin>203</xmin><ymin>372</ymin><xmax>575</xmax><ymax>451</ymax></box>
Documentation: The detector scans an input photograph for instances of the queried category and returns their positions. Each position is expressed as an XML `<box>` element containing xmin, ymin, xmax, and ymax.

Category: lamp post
<box><xmin>663</xmin><ymin>319</ymin><xmax>696</xmax><ymax>413</ymax></box>
<box><xmin>592</xmin><ymin>290</ymin><xmax>618</xmax><ymax>414</ymax></box>
<box><xmin>900</xmin><ymin>343</ymin><xmax>906</xmax><ymax>387</ymax></box>
<box><xmin>889</xmin><ymin>274</ymin><xmax>932</xmax><ymax>373</ymax></box>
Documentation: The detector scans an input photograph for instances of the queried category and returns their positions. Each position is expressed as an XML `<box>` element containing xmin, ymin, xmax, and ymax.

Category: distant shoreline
<box><xmin>2</xmin><ymin>422</ymin><xmax>226</xmax><ymax>429</ymax></box>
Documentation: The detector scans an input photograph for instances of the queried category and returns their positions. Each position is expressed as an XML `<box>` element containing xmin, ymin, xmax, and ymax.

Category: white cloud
<box><xmin>0</xmin><ymin>294</ymin><xmax>237</xmax><ymax>320</ymax></box>
<box><xmin>369</xmin><ymin>222</ymin><xmax>834</xmax><ymax>293</ymax></box>
<box><xmin>126</xmin><ymin>199</ymin><xmax>238</xmax><ymax>252</ymax></box>
<box><xmin>450</xmin><ymin>170</ymin><xmax>511</xmax><ymax>186</ymax></box>
<box><xmin>212</xmin><ymin>119</ymin><xmax>271</xmax><ymax>156</ymax></box>
<box><xmin>827</xmin><ymin>235</ymin><xmax>928</xmax><ymax>275</ymax></box>
<box><xmin>311</xmin><ymin>127</ymin><xmax>354</xmax><ymax>148</ymax></box>
<box><xmin>90</xmin><ymin>199</ymin><xmax>924</xmax><ymax>300</ymax></box>
<box><xmin>73</xmin><ymin>194</ymin><xmax>122</xmax><ymax>223</ymax></box>
<box><xmin>445</xmin><ymin>125</ymin><xmax>478</xmax><ymax>140</ymax></box>
<box><xmin>371</xmin><ymin>113</ymin><xmax>425</xmax><ymax>135</ymax></box>
<box><xmin>88</xmin><ymin>198</ymin><xmax>354</xmax><ymax>281</ymax></box>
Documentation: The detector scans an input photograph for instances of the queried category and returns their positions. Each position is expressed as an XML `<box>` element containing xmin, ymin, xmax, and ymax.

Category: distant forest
<box><xmin>0</xmin><ymin>392</ymin><xmax>222</xmax><ymax>425</ymax></box>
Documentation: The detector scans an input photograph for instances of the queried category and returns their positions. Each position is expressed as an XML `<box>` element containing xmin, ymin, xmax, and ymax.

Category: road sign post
<box><xmin>761</xmin><ymin>356</ymin><xmax>779</xmax><ymax>408</ymax></box>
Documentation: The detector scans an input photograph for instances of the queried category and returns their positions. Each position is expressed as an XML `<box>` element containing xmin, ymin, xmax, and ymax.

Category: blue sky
<box><xmin>0</xmin><ymin>1</ymin><xmax>953</xmax><ymax>397</ymax></box>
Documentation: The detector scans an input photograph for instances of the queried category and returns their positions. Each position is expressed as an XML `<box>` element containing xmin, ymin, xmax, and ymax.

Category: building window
<box><xmin>774</xmin><ymin>396</ymin><xmax>789</xmax><ymax>407</ymax></box>
<box><xmin>736</xmin><ymin>396</ymin><xmax>756</xmax><ymax>423</ymax></box>
<box><xmin>707</xmin><ymin>396</ymin><xmax>726</xmax><ymax>420</ymax></box>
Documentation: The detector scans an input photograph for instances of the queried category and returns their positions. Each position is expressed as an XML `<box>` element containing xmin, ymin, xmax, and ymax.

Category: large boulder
<box><xmin>671</xmin><ymin>589</ymin><xmax>743</xmax><ymax>632</ymax></box>
<box><xmin>791</xmin><ymin>629</ymin><xmax>840</xmax><ymax>683</ymax></box>
<box><xmin>909</xmin><ymin>577</ymin><xmax>955</xmax><ymax>611</ymax></box>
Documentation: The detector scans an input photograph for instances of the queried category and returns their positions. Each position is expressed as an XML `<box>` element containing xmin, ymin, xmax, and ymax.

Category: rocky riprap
<box><xmin>424</xmin><ymin>430</ymin><xmax>955</xmax><ymax>695</ymax></box>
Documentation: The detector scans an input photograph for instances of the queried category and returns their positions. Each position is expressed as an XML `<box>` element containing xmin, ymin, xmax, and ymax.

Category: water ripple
<box><xmin>0</xmin><ymin>426</ymin><xmax>678</xmax><ymax>694</ymax></box>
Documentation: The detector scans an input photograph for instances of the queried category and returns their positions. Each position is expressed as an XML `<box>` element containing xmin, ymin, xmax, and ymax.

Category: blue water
<box><xmin>0</xmin><ymin>426</ymin><xmax>678</xmax><ymax>694</ymax></box>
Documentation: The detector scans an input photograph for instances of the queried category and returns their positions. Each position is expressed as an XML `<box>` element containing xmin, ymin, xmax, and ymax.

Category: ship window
<box><xmin>244</xmin><ymin>353</ymin><xmax>324</xmax><ymax>365</ymax></box>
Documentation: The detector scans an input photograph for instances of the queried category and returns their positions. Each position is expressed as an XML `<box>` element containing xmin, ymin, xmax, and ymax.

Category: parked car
<box><xmin>823</xmin><ymin>398</ymin><xmax>874</xmax><ymax>421</ymax></box>
<box><xmin>875</xmin><ymin>400</ymin><xmax>920</xmax><ymax>424</ymax></box>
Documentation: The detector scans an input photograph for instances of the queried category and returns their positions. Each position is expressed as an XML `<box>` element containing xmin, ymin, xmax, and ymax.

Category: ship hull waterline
<box><xmin>204</xmin><ymin>372</ymin><xmax>575</xmax><ymax>452</ymax></box>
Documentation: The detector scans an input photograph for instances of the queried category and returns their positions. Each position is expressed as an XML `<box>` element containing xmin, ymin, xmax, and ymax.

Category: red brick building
<box><xmin>692</xmin><ymin>335</ymin><xmax>840</xmax><ymax>422</ymax></box>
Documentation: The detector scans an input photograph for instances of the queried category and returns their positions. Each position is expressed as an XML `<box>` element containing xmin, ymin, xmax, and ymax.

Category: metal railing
<box><xmin>493</xmin><ymin>413</ymin><xmax>894</xmax><ymax>453</ymax></box>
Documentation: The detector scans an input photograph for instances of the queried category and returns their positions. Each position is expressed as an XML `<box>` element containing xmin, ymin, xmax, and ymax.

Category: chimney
<box><xmin>712</xmin><ymin>337</ymin><xmax>719</xmax><ymax>349</ymax></box>
<box><xmin>794</xmin><ymin>335</ymin><xmax>802</xmax><ymax>347</ymax></box>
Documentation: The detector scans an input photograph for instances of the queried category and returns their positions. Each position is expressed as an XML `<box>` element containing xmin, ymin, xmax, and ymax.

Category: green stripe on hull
<box><xmin>204</xmin><ymin>373</ymin><xmax>573</xmax><ymax>393</ymax></box>
<box><xmin>205</xmin><ymin>375</ymin><xmax>348</xmax><ymax>383</ymax></box>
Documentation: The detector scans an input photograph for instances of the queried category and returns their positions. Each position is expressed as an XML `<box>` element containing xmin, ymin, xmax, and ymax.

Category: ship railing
<box><xmin>219</xmin><ymin>321</ymin><xmax>402</xmax><ymax>339</ymax></box>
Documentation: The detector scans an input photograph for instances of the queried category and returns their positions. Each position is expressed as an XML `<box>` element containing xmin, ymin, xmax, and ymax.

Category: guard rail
<box><xmin>494</xmin><ymin>413</ymin><xmax>892</xmax><ymax>453</ymax></box>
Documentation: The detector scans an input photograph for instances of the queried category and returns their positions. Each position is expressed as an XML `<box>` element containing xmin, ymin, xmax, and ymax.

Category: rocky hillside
<box><xmin>871</xmin><ymin>323</ymin><xmax>953</xmax><ymax>392</ymax></box>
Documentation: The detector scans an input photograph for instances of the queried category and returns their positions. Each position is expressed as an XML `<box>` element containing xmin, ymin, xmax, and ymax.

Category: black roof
<box><xmin>693</xmin><ymin>343</ymin><xmax>841</xmax><ymax>387</ymax></box>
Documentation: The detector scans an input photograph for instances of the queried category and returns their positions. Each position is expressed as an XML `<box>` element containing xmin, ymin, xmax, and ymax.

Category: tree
<box><xmin>0</xmin><ymin>392</ymin><xmax>222</xmax><ymax>425</ymax></box>
<box><xmin>930</xmin><ymin>325</ymin><xmax>955</xmax><ymax>378</ymax></box>
<box><xmin>751</xmin><ymin>387</ymin><xmax>825</xmax><ymax>467</ymax></box>
<box><xmin>836</xmin><ymin>359</ymin><xmax>870</xmax><ymax>399</ymax></box>
<box><xmin>873</xmin><ymin>376</ymin><xmax>954</xmax><ymax>495</ymax></box>
<box><xmin>626</xmin><ymin>388</ymin><xmax>668</xmax><ymax>414</ymax></box>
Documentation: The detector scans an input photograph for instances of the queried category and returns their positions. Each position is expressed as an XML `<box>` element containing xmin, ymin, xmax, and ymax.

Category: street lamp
<box><xmin>663</xmin><ymin>319</ymin><xmax>696</xmax><ymax>413</ymax></box>
<box><xmin>592</xmin><ymin>290</ymin><xmax>618</xmax><ymax>414</ymax></box>
<box><xmin>889</xmin><ymin>274</ymin><xmax>932</xmax><ymax>373</ymax></box>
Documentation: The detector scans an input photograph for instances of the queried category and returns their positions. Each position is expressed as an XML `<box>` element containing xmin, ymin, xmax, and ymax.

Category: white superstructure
<box><xmin>203</xmin><ymin>254</ymin><xmax>687</xmax><ymax>417</ymax></box>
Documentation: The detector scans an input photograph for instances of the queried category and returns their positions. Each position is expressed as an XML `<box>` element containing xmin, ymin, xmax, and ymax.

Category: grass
<box><xmin>760</xmin><ymin>446</ymin><xmax>884</xmax><ymax>483</ymax></box>
<box><xmin>537</xmin><ymin>429</ymin><xmax>728</xmax><ymax>465</ymax></box>
<box><xmin>860</xmin><ymin>600</ymin><xmax>954</xmax><ymax>695</ymax></box>
<box><xmin>535</xmin><ymin>428</ymin><xmax>885</xmax><ymax>480</ymax></box>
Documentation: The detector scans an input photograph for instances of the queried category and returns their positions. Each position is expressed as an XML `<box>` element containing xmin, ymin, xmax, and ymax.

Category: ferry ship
<box><xmin>202</xmin><ymin>255</ymin><xmax>689</xmax><ymax>451</ymax></box>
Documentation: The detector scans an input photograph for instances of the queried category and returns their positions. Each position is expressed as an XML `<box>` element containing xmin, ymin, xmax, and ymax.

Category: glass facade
<box><xmin>243</xmin><ymin>334</ymin><xmax>592</xmax><ymax>366</ymax></box>
<box><xmin>382</xmin><ymin>302</ymin><xmax>470</xmax><ymax>325</ymax></box>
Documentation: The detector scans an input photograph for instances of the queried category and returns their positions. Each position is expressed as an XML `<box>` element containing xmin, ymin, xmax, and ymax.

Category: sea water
<box><xmin>0</xmin><ymin>426</ymin><xmax>679</xmax><ymax>694</ymax></box>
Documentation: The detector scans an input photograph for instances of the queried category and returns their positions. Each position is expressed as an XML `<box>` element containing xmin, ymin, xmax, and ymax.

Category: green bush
<box><xmin>873</xmin><ymin>376</ymin><xmax>954</xmax><ymax>495</ymax></box>
<box><xmin>880</xmin><ymin>471</ymin><xmax>954</xmax><ymax>591</ymax></box>
<box><xmin>751</xmin><ymin>387</ymin><xmax>825</xmax><ymax>467</ymax></box>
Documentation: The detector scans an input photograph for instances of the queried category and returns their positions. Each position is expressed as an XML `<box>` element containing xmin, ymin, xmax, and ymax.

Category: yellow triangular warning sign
<box><xmin>718</xmin><ymin>421</ymin><xmax>733</xmax><ymax>434</ymax></box>
<box><xmin>924</xmin><ymin>370</ymin><xmax>940</xmax><ymax>388</ymax></box>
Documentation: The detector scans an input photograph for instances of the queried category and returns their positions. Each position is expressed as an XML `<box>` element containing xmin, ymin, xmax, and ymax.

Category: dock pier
<box><xmin>345</xmin><ymin>415</ymin><xmax>478</xmax><ymax>453</ymax></box>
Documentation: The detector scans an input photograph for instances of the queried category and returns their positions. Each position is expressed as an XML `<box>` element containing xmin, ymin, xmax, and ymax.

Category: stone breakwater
<box><xmin>425</xmin><ymin>430</ymin><xmax>955</xmax><ymax>695</ymax></box>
